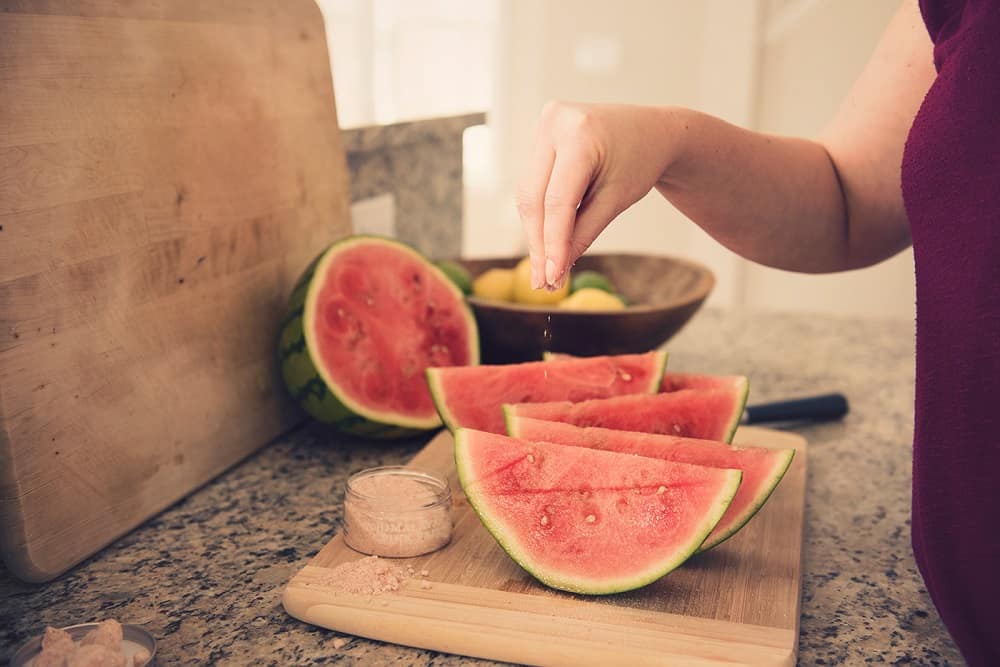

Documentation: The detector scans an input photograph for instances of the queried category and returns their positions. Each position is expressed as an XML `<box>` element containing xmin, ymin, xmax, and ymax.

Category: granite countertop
<box><xmin>0</xmin><ymin>308</ymin><xmax>964</xmax><ymax>666</ymax></box>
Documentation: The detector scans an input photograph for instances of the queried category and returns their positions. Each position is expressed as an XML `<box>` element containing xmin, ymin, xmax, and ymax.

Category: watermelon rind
<box><xmin>426</xmin><ymin>350</ymin><xmax>668</xmax><ymax>434</ymax></box>
<box><xmin>721</xmin><ymin>377</ymin><xmax>750</xmax><ymax>442</ymax></box>
<box><xmin>454</xmin><ymin>428</ymin><xmax>742</xmax><ymax>595</ymax></box>
<box><xmin>699</xmin><ymin>446</ymin><xmax>794</xmax><ymax>551</ymax></box>
<box><xmin>279</xmin><ymin>235</ymin><xmax>479</xmax><ymax>438</ymax></box>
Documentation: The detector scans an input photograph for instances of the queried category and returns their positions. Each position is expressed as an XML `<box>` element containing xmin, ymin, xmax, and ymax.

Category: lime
<box><xmin>435</xmin><ymin>260</ymin><xmax>473</xmax><ymax>295</ymax></box>
<box><xmin>570</xmin><ymin>270</ymin><xmax>617</xmax><ymax>295</ymax></box>
<box><xmin>557</xmin><ymin>287</ymin><xmax>627</xmax><ymax>311</ymax></box>
<box><xmin>472</xmin><ymin>268</ymin><xmax>516</xmax><ymax>302</ymax></box>
<box><xmin>512</xmin><ymin>257</ymin><xmax>570</xmax><ymax>306</ymax></box>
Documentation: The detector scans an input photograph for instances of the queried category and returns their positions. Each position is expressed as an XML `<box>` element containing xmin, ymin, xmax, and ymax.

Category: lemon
<box><xmin>472</xmin><ymin>268</ymin><xmax>516</xmax><ymax>302</ymax></box>
<box><xmin>435</xmin><ymin>260</ymin><xmax>473</xmax><ymax>295</ymax></box>
<box><xmin>558</xmin><ymin>287</ymin><xmax>627</xmax><ymax>311</ymax></box>
<box><xmin>512</xmin><ymin>257</ymin><xmax>570</xmax><ymax>306</ymax></box>
<box><xmin>570</xmin><ymin>270</ymin><xmax>617</xmax><ymax>295</ymax></box>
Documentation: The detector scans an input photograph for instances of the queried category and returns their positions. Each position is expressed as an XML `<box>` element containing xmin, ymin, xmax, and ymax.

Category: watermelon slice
<box><xmin>426</xmin><ymin>351</ymin><xmax>667</xmax><ymax>434</ymax></box>
<box><xmin>279</xmin><ymin>235</ymin><xmax>479</xmax><ymax>438</ymax></box>
<box><xmin>659</xmin><ymin>372</ymin><xmax>748</xmax><ymax>395</ymax></box>
<box><xmin>504</xmin><ymin>388</ymin><xmax>747</xmax><ymax>443</ymax></box>
<box><xmin>542</xmin><ymin>353</ymin><xmax>748</xmax><ymax>397</ymax></box>
<box><xmin>506</xmin><ymin>417</ymin><xmax>794</xmax><ymax>550</ymax></box>
<box><xmin>454</xmin><ymin>428</ymin><xmax>741</xmax><ymax>594</ymax></box>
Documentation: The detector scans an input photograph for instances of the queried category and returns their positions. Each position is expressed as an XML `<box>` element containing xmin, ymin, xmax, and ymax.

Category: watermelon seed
<box><xmin>540</xmin><ymin>515</ymin><xmax>549</xmax><ymax>526</ymax></box>
<box><xmin>585</xmin><ymin>514</ymin><xmax>596</xmax><ymax>523</ymax></box>
<box><xmin>672</xmin><ymin>424</ymin><xmax>682</xmax><ymax>434</ymax></box>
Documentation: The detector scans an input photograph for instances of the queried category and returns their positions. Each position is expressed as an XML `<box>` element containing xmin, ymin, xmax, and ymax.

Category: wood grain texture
<box><xmin>0</xmin><ymin>0</ymin><xmax>352</xmax><ymax>581</ymax></box>
<box><xmin>284</xmin><ymin>426</ymin><xmax>807</xmax><ymax>666</ymax></box>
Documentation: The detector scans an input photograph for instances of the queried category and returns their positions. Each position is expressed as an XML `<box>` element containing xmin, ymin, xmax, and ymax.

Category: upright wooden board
<box><xmin>284</xmin><ymin>426</ymin><xmax>807</xmax><ymax>666</ymax></box>
<box><xmin>0</xmin><ymin>0</ymin><xmax>352</xmax><ymax>581</ymax></box>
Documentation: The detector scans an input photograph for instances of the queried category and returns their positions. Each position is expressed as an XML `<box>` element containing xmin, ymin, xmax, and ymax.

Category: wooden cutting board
<box><xmin>0</xmin><ymin>1</ymin><xmax>351</xmax><ymax>581</ymax></box>
<box><xmin>284</xmin><ymin>426</ymin><xmax>807</xmax><ymax>666</ymax></box>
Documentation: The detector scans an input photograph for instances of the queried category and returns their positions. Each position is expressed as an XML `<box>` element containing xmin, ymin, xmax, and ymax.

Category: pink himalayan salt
<box><xmin>343</xmin><ymin>474</ymin><xmax>451</xmax><ymax>558</ymax></box>
<box><xmin>321</xmin><ymin>556</ymin><xmax>408</xmax><ymax>595</ymax></box>
<box><xmin>35</xmin><ymin>620</ymin><xmax>130</xmax><ymax>667</ymax></box>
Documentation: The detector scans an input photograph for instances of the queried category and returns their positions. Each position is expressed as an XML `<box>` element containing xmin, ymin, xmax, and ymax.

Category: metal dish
<box><xmin>9</xmin><ymin>622</ymin><xmax>157</xmax><ymax>666</ymax></box>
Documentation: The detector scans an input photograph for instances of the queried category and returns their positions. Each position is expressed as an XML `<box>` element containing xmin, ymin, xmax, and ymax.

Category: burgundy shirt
<box><xmin>901</xmin><ymin>1</ymin><xmax>1000</xmax><ymax>664</ymax></box>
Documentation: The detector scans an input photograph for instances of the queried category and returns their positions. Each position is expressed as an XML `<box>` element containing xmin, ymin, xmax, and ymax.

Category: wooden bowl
<box><xmin>455</xmin><ymin>254</ymin><xmax>715</xmax><ymax>364</ymax></box>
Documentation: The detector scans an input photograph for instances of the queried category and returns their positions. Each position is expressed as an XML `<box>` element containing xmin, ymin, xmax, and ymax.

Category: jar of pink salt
<box><xmin>342</xmin><ymin>466</ymin><xmax>453</xmax><ymax>557</ymax></box>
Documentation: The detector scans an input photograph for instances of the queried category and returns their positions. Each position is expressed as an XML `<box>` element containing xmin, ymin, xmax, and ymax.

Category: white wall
<box><xmin>748</xmin><ymin>0</ymin><xmax>913</xmax><ymax>320</ymax></box>
<box><xmin>470</xmin><ymin>0</ymin><xmax>912</xmax><ymax>320</ymax></box>
<box><xmin>320</xmin><ymin>0</ymin><xmax>913</xmax><ymax>320</ymax></box>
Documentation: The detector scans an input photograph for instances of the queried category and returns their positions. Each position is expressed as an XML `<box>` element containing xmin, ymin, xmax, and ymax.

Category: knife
<box><xmin>741</xmin><ymin>392</ymin><xmax>849</xmax><ymax>425</ymax></box>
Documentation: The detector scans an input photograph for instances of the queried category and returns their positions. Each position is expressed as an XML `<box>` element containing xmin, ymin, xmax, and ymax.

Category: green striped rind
<box><xmin>279</xmin><ymin>235</ymin><xmax>478</xmax><ymax>439</ymax></box>
<box><xmin>721</xmin><ymin>376</ymin><xmax>751</xmax><ymax>443</ymax></box>
<box><xmin>425</xmin><ymin>368</ymin><xmax>460</xmax><ymax>434</ymax></box>
<box><xmin>698</xmin><ymin>446</ymin><xmax>795</xmax><ymax>552</ymax></box>
<box><xmin>454</xmin><ymin>428</ymin><xmax>742</xmax><ymax>595</ymax></box>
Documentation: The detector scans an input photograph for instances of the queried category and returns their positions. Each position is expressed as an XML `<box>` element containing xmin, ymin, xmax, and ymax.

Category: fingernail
<box><xmin>531</xmin><ymin>265</ymin><xmax>544</xmax><ymax>290</ymax></box>
<box><xmin>545</xmin><ymin>258</ymin><xmax>558</xmax><ymax>286</ymax></box>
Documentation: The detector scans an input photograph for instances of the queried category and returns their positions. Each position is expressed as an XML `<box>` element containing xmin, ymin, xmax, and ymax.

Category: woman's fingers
<box><xmin>541</xmin><ymin>146</ymin><xmax>595</xmax><ymax>288</ymax></box>
<box><xmin>516</xmin><ymin>141</ymin><xmax>556</xmax><ymax>290</ymax></box>
<box><xmin>567</xmin><ymin>184</ymin><xmax>622</xmax><ymax>267</ymax></box>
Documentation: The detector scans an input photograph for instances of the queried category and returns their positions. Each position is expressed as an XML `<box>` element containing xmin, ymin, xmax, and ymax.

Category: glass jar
<box><xmin>342</xmin><ymin>466</ymin><xmax>453</xmax><ymax>558</ymax></box>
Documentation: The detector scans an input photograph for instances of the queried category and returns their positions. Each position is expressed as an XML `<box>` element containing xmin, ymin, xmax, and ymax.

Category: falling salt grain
<box><xmin>672</xmin><ymin>424</ymin><xmax>682</xmax><ymax>434</ymax></box>
<box><xmin>420</xmin><ymin>569</ymin><xmax>429</xmax><ymax>577</ymax></box>
<box><xmin>585</xmin><ymin>514</ymin><xmax>596</xmax><ymax>523</ymax></box>
<box><xmin>526</xmin><ymin>454</ymin><xmax>535</xmax><ymax>463</ymax></box>
<box><xmin>333</xmin><ymin>638</ymin><xmax>349</xmax><ymax>649</ymax></box>
<box><xmin>620</xmin><ymin>371</ymin><xmax>632</xmax><ymax>381</ymax></box>
<box><xmin>656</xmin><ymin>486</ymin><xmax>666</xmax><ymax>495</ymax></box>
<box><xmin>420</xmin><ymin>580</ymin><xmax>433</xmax><ymax>590</ymax></box>
<box><xmin>540</xmin><ymin>515</ymin><xmax>549</xmax><ymax>526</ymax></box>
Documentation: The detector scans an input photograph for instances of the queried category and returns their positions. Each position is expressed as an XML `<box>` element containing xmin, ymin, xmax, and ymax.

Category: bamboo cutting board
<box><xmin>0</xmin><ymin>1</ymin><xmax>351</xmax><ymax>581</ymax></box>
<box><xmin>284</xmin><ymin>426</ymin><xmax>807</xmax><ymax>666</ymax></box>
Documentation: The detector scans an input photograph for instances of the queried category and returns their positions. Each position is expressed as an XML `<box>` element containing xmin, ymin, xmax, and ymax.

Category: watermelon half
<box><xmin>279</xmin><ymin>235</ymin><xmax>479</xmax><ymax>438</ymax></box>
<box><xmin>506</xmin><ymin>417</ymin><xmax>795</xmax><ymax>550</ymax></box>
<box><xmin>426</xmin><ymin>351</ymin><xmax>667</xmax><ymax>434</ymax></box>
<box><xmin>454</xmin><ymin>428</ymin><xmax>741</xmax><ymax>594</ymax></box>
<box><xmin>504</xmin><ymin>388</ymin><xmax>747</xmax><ymax>443</ymax></box>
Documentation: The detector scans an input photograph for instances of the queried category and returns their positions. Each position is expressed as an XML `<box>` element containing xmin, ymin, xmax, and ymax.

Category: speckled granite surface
<box><xmin>0</xmin><ymin>308</ymin><xmax>965</xmax><ymax>666</ymax></box>
<box><xmin>342</xmin><ymin>113</ymin><xmax>486</xmax><ymax>261</ymax></box>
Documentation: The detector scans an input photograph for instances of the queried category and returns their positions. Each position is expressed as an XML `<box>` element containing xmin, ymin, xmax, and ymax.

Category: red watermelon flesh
<box><xmin>660</xmin><ymin>372</ymin><xmax>748</xmax><ymax>396</ymax></box>
<box><xmin>454</xmin><ymin>428</ymin><xmax>741</xmax><ymax>594</ymax></box>
<box><xmin>427</xmin><ymin>351</ymin><xmax>666</xmax><ymax>434</ymax></box>
<box><xmin>504</xmin><ymin>388</ymin><xmax>746</xmax><ymax>443</ymax></box>
<box><xmin>309</xmin><ymin>239</ymin><xmax>477</xmax><ymax>422</ymax></box>
<box><xmin>506</xmin><ymin>416</ymin><xmax>794</xmax><ymax>550</ymax></box>
<box><xmin>541</xmin><ymin>354</ymin><xmax>748</xmax><ymax>398</ymax></box>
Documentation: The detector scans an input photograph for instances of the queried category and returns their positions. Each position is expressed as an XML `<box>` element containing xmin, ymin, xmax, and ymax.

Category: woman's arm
<box><xmin>517</xmin><ymin>0</ymin><xmax>936</xmax><ymax>288</ymax></box>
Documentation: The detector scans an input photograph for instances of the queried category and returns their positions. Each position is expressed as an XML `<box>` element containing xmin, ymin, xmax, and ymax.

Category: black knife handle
<box><xmin>743</xmin><ymin>393</ymin><xmax>849</xmax><ymax>424</ymax></box>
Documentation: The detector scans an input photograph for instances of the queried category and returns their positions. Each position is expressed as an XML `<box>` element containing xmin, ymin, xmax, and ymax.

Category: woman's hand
<box><xmin>515</xmin><ymin>102</ymin><xmax>682</xmax><ymax>290</ymax></box>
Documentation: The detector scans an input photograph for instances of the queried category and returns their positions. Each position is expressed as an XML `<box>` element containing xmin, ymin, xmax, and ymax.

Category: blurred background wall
<box><xmin>318</xmin><ymin>0</ymin><xmax>912</xmax><ymax>320</ymax></box>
